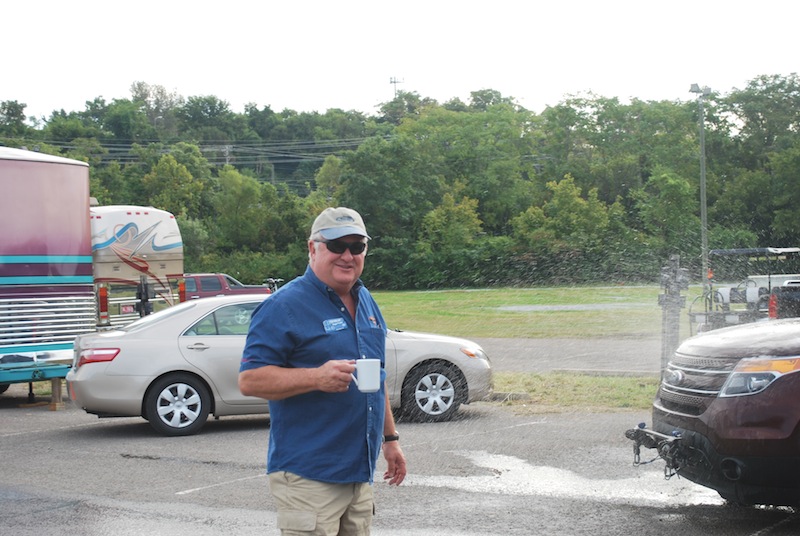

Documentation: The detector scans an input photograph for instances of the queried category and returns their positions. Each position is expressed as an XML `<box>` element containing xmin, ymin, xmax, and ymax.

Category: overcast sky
<box><xmin>6</xmin><ymin>1</ymin><xmax>799</xmax><ymax>121</ymax></box>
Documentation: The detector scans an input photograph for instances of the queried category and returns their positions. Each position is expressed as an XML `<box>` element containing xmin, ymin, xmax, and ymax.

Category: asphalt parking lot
<box><xmin>2</xmin><ymin>337</ymin><xmax>799</xmax><ymax>535</ymax></box>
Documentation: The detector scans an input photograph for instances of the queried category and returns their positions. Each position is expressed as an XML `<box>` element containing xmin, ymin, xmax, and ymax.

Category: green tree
<box><xmin>0</xmin><ymin>100</ymin><xmax>30</xmax><ymax>136</ymax></box>
<box><xmin>539</xmin><ymin>96</ymin><xmax>700</xmax><ymax>207</ymax></box>
<box><xmin>418</xmin><ymin>192</ymin><xmax>483</xmax><ymax>253</ymax></box>
<box><xmin>538</xmin><ymin>97</ymin><xmax>595</xmax><ymax>189</ymax></box>
<box><xmin>245</xmin><ymin>103</ymin><xmax>279</xmax><ymax>139</ymax></box>
<box><xmin>209</xmin><ymin>166</ymin><xmax>266</xmax><ymax>252</ymax></box>
<box><xmin>338</xmin><ymin>135</ymin><xmax>444</xmax><ymax>243</ymax></box>
<box><xmin>377</xmin><ymin>90</ymin><xmax>437</xmax><ymax>126</ymax></box>
<box><xmin>176</xmin><ymin>216</ymin><xmax>210</xmax><ymax>269</ymax></box>
<box><xmin>723</xmin><ymin>73</ymin><xmax>800</xmax><ymax>170</ymax></box>
<box><xmin>63</xmin><ymin>138</ymin><xmax>107</xmax><ymax>169</ymax></box>
<box><xmin>600</xmin><ymin>199</ymin><xmax>658</xmax><ymax>280</ymax></box>
<box><xmin>177</xmin><ymin>95</ymin><xmax>235</xmax><ymax>130</ymax></box>
<box><xmin>91</xmin><ymin>160</ymin><xmax>126</xmax><ymax>204</ymax></box>
<box><xmin>103</xmin><ymin>99</ymin><xmax>152</xmax><ymax>141</ymax></box>
<box><xmin>512</xmin><ymin>175</ymin><xmax>609</xmax><ymax>254</ymax></box>
<box><xmin>176</xmin><ymin>95</ymin><xmax>247</xmax><ymax>145</ymax></box>
<box><xmin>768</xmin><ymin>142</ymin><xmax>800</xmax><ymax>242</ymax></box>
<box><xmin>130</xmin><ymin>81</ymin><xmax>184</xmax><ymax>140</ymax></box>
<box><xmin>141</xmin><ymin>154</ymin><xmax>203</xmax><ymax>217</ymax></box>
<box><xmin>711</xmin><ymin>168</ymin><xmax>774</xmax><ymax>242</ymax></box>
<box><xmin>165</xmin><ymin>142</ymin><xmax>215</xmax><ymax>219</ymax></box>
<box><xmin>468</xmin><ymin>89</ymin><xmax>516</xmax><ymax>111</ymax></box>
<box><xmin>42</xmin><ymin>112</ymin><xmax>105</xmax><ymax>140</ymax></box>
<box><xmin>510</xmin><ymin>204</ymin><xmax>554</xmax><ymax>255</ymax></box>
<box><xmin>313</xmin><ymin>155</ymin><xmax>343</xmax><ymax>201</ymax></box>
<box><xmin>266</xmin><ymin>183</ymin><xmax>308</xmax><ymax>252</ymax></box>
<box><xmin>397</xmin><ymin>101</ymin><xmax>539</xmax><ymax>234</ymax></box>
<box><xmin>632</xmin><ymin>168</ymin><xmax>700</xmax><ymax>259</ymax></box>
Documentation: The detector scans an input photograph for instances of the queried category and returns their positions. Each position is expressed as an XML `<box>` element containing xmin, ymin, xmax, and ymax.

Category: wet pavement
<box><xmin>1</xmin><ymin>392</ymin><xmax>798</xmax><ymax>535</ymax></box>
<box><xmin>3</xmin><ymin>338</ymin><xmax>798</xmax><ymax>535</ymax></box>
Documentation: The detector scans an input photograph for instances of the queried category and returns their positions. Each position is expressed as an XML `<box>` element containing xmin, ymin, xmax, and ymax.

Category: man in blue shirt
<box><xmin>240</xmin><ymin>207</ymin><xmax>406</xmax><ymax>535</ymax></box>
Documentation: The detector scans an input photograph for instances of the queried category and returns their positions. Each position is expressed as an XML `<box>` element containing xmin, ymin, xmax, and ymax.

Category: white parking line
<box><xmin>176</xmin><ymin>474</ymin><xmax>265</xmax><ymax>495</ymax></box>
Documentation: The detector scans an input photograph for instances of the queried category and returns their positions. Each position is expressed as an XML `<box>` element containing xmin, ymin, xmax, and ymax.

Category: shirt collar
<box><xmin>304</xmin><ymin>265</ymin><xmax>364</xmax><ymax>298</ymax></box>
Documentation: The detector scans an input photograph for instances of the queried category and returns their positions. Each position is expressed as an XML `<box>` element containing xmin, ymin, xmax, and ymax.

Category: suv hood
<box><xmin>681</xmin><ymin>318</ymin><xmax>800</xmax><ymax>358</ymax></box>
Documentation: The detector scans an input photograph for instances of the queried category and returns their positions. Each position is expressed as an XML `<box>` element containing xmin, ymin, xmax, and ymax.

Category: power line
<box><xmin>32</xmin><ymin>135</ymin><xmax>393</xmax><ymax>166</ymax></box>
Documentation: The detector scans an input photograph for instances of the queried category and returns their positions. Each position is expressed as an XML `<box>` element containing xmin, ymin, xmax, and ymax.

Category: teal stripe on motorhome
<box><xmin>0</xmin><ymin>255</ymin><xmax>93</xmax><ymax>264</ymax></box>
<box><xmin>0</xmin><ymin>276</ymin><xmax>94</xmax><ymax>284</ymax></box>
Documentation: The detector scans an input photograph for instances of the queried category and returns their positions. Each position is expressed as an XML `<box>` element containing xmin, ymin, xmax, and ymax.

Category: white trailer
<box><xmin>90</xmin><ymin>205</ymin><xmax>184</xmax><ymax>326</ymax></box>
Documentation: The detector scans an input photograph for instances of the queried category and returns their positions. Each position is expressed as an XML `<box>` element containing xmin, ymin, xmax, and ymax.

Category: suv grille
<box><xmin>657</xmin><ymin>352</ymin><xmax>736</xmax><ymax>415</ymax></box>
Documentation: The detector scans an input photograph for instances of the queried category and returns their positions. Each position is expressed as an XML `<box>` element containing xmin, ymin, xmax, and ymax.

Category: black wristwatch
<box><xmin>383</xmin><ymin>433</ymin><xmax>399</xmax><ymax>442</ymax></box>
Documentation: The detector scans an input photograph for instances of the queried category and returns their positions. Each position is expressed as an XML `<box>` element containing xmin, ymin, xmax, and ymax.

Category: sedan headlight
<box><xmin>720</xmin><ymin>357</ymin><xmax>800</xmax><ymax>397</ymax></box>
<box><xmin>460</xmin><ymin>346</ymin><xmax>488</xmax><ymax>361</ymax></box>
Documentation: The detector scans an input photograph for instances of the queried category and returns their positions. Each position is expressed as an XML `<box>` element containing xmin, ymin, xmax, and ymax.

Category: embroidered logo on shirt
<box><xmin>368</xmin><ymin>315</ymin><xmax>381</xmax><ymax>329</ymax></box>
<box><xmin>323</xmin><ymin>318</ymin><xmax>348</xmax><ymax>333</ymax></box>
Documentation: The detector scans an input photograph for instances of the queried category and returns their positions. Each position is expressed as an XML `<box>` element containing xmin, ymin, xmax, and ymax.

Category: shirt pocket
<box><xmin>359</xmin><ymin>327</ymin><xmax>385</xmax><ymax>362</ymax></box>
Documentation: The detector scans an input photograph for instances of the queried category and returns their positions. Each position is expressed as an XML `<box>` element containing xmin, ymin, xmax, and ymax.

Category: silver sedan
<box><xmin>66</xmin><ymin>295</ymin><xmax>493</xmax><ymax>436</ymax></box>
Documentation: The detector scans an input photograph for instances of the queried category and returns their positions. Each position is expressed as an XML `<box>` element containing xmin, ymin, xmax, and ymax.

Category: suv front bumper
<box><xmin>649</xmin><ymin>409</ymin><xmax>800</xmax><ymax>506</ymax></box>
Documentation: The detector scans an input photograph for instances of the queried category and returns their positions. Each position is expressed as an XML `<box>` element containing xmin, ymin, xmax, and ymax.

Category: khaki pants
<box><xmin>269</xmin><ymin>471</ymin><xmax>374</xmax><ymax>536</ymax></box>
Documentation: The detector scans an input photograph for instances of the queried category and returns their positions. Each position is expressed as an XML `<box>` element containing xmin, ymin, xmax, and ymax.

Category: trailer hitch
<box><xmin>625</xmin><ymin>423</ymin><xmax>698</xmax><ymax>480</ymax></box>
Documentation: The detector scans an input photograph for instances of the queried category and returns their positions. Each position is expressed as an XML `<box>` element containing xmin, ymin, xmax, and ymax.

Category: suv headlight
<box><xmin>720</xmin><ymin>357</ymin><xmax>800</xmax><ymax>397</ymax></box>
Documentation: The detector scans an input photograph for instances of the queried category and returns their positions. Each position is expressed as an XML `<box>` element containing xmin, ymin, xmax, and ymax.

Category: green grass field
<box><xmin>491</xmin><ymin>372</ymin><xmax>661</xmax><ymax>412</ymax></box>
<box><xmin>372</xmin><ymin>285</ymin><xmax>695</xmax><ymax>410</ymax></box>
<box><xmin>373</xmin><ymin>285</ymin><xmax>681</xmax><ymax>339</ymax></box>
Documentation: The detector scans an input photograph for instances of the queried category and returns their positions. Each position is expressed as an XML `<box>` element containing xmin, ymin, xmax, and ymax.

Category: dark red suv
<box><xmin>628</xmin><ymin>318</ymin><xmax>800</xmax><ymax>506</ymax></box>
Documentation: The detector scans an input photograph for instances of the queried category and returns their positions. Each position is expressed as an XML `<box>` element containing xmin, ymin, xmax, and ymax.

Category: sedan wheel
<box><xmin>401</xmin><ymin>363</ymin><xmax>466</xmax><ymax>423</ymax></box>
<box><xmin>145</xmin><ymin>373</ymin><xmax>211</xmax><ymax>436</ymax></box>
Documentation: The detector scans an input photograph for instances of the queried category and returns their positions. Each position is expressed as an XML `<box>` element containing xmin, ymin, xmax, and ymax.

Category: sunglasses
<box><xmin>319</xmin><ymin>239</ymin><xmax>367</xmax><ymax>255</ymax></box>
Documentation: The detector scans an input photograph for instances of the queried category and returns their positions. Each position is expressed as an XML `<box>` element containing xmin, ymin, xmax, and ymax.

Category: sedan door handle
<box><xmin>186</xmin><ymin>343</ymin><xmax>211</xmax><ymax>351</ymax></box>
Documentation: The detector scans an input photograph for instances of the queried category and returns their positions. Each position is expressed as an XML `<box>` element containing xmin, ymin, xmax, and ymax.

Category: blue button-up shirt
<box><xmin>241</xmin><ymin>266</ymin><xmax>387</xmax><ymax>484</ymax></box>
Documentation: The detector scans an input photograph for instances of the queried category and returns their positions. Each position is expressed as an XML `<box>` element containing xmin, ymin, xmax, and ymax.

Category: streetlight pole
<box><xmin>690</xmin><ymin>83</ymin><xmax>711</xmax><ymax>300</ymax></box>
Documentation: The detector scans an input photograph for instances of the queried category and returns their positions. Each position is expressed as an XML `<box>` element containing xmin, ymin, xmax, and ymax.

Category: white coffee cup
<box><xmin>351</xmin><ymin>358</ymin><xmax>381</xmax><ymax>393</ymax></box>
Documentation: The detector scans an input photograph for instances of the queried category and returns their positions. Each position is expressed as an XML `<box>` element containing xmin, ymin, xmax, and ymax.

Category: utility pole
<box><xmin>659</xmin><ymin>255</ymin><xmax>688</xmax><ymax>373</ymax></box>
<box><xmin>390</xmin><ymin>77</ymin><xmax>404</xmax><ymax>97</ymax></box>
<box><xmin>690</xmin><ymin>83</ymin><xmax>712</xmax><ymax>298</ymax></box>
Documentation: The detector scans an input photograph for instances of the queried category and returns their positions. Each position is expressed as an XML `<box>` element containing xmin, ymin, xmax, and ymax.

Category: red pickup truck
<box><xmin>180</xmin><ymin>273</ymin><xmax>272</xmax><ymax>301</ymax></box>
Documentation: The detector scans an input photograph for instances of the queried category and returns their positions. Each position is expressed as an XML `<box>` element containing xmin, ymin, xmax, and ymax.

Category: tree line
<box><xmin>2</xmin><ymin>75</ymin><xmax>799</xmax><ymax>289</ymax></box>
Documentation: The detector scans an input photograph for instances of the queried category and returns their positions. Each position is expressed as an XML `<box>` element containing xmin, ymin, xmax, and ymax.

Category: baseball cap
<box><xmin>311</xmin><ymin>207</ymin><xmax>371</xmax><ymax>240</ymax></box>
